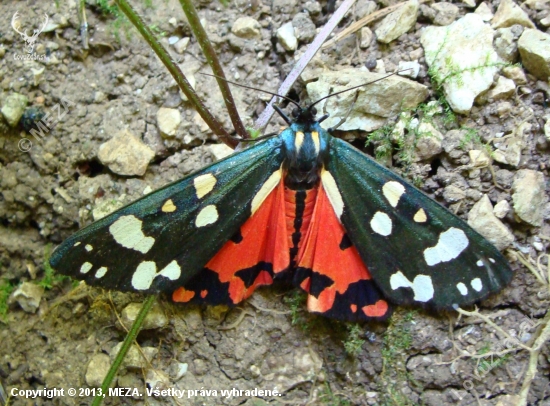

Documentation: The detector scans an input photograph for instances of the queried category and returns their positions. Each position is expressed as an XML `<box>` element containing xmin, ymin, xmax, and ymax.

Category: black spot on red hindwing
<box><xmin>234</xmin><ymin>262</ymin><xmax>274</xmax><ymax>289</ymax></box>
<box><xmin>339</xmin><ymin>233</ymin><xmax>353</xmax><ymax>250</ymax></box>
<box><xmin>230</xmin><ymin>228</ymin><xmax>243</xmax><ymax>244</ymax></box>
<box><xmin>317</xmin><ymin>279</ymin><xmax>392</xmax><ymax>321</ymax></box>
<box><xmin>174</xmin><ymin>268</ymin><xmax>232</xmax><ymax>305</ymax></box>
<box><xmin>294</xmin><ymin>267</ymin><xmax>334</xmax><ymax>297</ymax></box>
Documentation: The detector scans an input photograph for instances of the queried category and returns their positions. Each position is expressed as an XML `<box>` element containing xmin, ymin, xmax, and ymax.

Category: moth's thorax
<box><xmin>281</xmin><ymin>121</ymin><xmax>329</xmax><ymax>189</ymax></box>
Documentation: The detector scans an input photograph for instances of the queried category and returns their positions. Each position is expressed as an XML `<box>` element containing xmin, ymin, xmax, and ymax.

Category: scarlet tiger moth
<box><xmin>49</xmin><ymin>87</ymin><xmax>513</xmax><ymax>321</ymax></box>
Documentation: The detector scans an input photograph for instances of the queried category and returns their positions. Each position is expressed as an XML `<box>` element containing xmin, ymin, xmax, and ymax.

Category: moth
<box><xmin>49</xmin><ymin>86</ymin><xmax>513</xmax><ymax>321</ymax></box>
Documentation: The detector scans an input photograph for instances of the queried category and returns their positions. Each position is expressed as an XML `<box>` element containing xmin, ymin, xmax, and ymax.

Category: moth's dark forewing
<box><xmin>50</xmin><ymin>137</ymin><xmax>285</xmax><ymax>294</ymax></box>
<box><xmin>327</xmin><ymin>137</ymin><xmax>513</xmax><ymax>309</ymax></box>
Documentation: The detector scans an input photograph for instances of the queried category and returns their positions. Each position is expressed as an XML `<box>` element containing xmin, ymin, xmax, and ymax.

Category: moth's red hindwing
<box><xmin>173</xmin><ymin>181</ymin><xmax>289</xmax><ymax>305</ymax></box>
<box><xmin>292</xmin><ymin>183</ymin><xmax>391</xmax><ymax>321</ymax></box>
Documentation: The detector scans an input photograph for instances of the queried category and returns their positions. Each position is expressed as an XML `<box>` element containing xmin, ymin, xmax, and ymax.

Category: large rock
<box><xmin>491</xmin><ymin>0</ymin><xmax>535</xmax><ymax>29</ymax></box>
<box><xmin>85</xmin><ymin>354</ymin><xmax>111</xmax><ymax>387</ymax></box>
<box><xmin>467</xmin><ymin>195</ymin><xmax>515</xmax><ymax>250</ymax></box>
<box><xmin>277</xmin><ymin>22</ymin><xmax>297</xmax><ymax>51</ymax></box>
<box><xmin>157</xmin><ymin>107</ymin><xmax>181</xmax><ymax>137</ymax></box>
<box><xmin>121</xmin><ymin>302</ymin><xmax>168</xmax><ymax>330</ymax></box>
<box><xmin>431</xmin><ymin>2</ymin><xmax>459</xmax><ymax>26</ymax></box>
<box><xmin>231</xmin><ymin>17</ymin><xmax>261</xmax><ymax>39</ymax></box>
<box><xmin>494</xmin><ymin>27</ymin><xmax>521</xmax><ymax>62</ymax></box>
<box><xmin>375</xmin><ymin>0</ymin><xmax>419</xmax><ymax>44</ymax></box>
<box><xmin>512</xmin><ymin>169</ymin><xmax>547</xmax><ymax>226</ymax></box>
<box><xmin>475</xmin><ymin>2</ymin><xmax>494</xmax><ymax>21</ymax></box>
<box><xmin>518</xmin><ymin>29</ymin><xmax>550</xmax><ymax>80</ymax></box>
<box><xmin>9</xmin><ymin>282</ymin><xmax>44</xmax><ymax>313</ymax></box>
<box><xmin>261</xmin><ymin>346</ymin><xmax>322</xmax><ymax>393</ymax></box>
<box><xmin>414</xmin><ymin>121</ymin><xmax>443</xmax><ymax>161</ymax></box>
<box><xmin>421</xmin><ymin>14</ymin><xmax>500</xmax><ymax>114</ymax></box>
<box><xmin>98</xmin><ymin>129</ymin><xmax>155</xmax><ymax>176</ymax></box>
<box><xmin>292</xmin><ymin>13</ymin><xmax>316</xmax><ymax>43</ymax></box>
<box><xmin>306</xmin><ymin>69</ymin><xmax>428</xmax><ymax>132</ymax></box>
<box><xmin>1</xmin><ymin>93</ymin><xmax>28</xmax><ymax>127</ymax></box>
<box><xmin>110</xmin><ymin>343</ymin><xmax>158</xmax><ymax>369</ymax></box>
<box><xmin>492</xmin><ymin>136</ymin><xmax>523</xmax><ymax>167</ymax></box>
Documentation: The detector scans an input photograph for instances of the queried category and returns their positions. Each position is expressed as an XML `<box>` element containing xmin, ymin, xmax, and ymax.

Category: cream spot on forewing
<box><xmin>85</xmin><ymin>244</ymin><xmax>93</xmax><ymax>252</ymax></box>
<box><xmin>161</xmin><ymin>199</ymin><xmax>176</xmax><ymax>213</ymax></box>
<box><xmin>251</xmin><ymin>170</ymin><xmax>281</xmax><ymax>214</ymax></box>
<box><xmin>476</xmin><ymin>259</ymin><xmax>484</xmax><ymax>266</ymax></box>
<box><xmin>456</xmin><ymin>282</ymin><xmax>468</xmax><ymax>295</ymax></box>
<box><xmin>132</xmin><ymin>261</ymin><xmax>157</xmax><ymax>290</ymax></box>
<box><xmin>95</xmin><ymin>267</ymin><xmax>108</xmax><ymax>278</ymax></box>
<box><xmin>193</xmin><ymin>173</ymin><xmax>217</xmax><ymax>199</ymax></box>
<box><xmin>80</xmin><ymin>262</ymin><xmax>93</xmax><ymax>274</ymax></box>
<box><xmin>159</xmin><ymin>260</ymin><xmax>181</xmax><ymax>280</ymax></box>
<box><xmin>311</xmin><ymin>131</ymin><xmax>320</xmax><ymax>155</ymax></box>
<box><xmin>109</xmin><ymin>215</ymin><xmax>155</xmax><ymax>254</ymax></box>
<box><xmin>382</xmin><ymin>181</ymin><xmax>406</xmax><ymax>207</ymax></box>
<box><xmin>195</xmin><ymin>205</ymin><xmax>219</xmax><ymax>227</ymax></box>
<box><xmin>423</xmin><ymin>227</ymin><xmax>469</xmax><ymax>266</ymax></box>
<box><xmin>489</xmin><ymin>258</ymin><xmax>495</xmax><ymax>263</ymax></box>
<box><xmin>74</xmin><ymin>242</ymin><xmax>81</xmax><ymax>247</ymax></box>
<box><xmin>131</xmin><ymin>260</ymin><xmax>181</xmax><ymax>290</ymax></box>
<box><xmin>294</xmin><ymin>131</ymin><xmax>304</xmax><ymax>152</ymax></box>
<box><xmin>390</xmin><ymin>271</ymin><xmax>434</xmax><ymax>302</ymax></box>
<box><xmin>471</xmin><ymin>278</ymin><xmax>483</xmax><ymax>292</ymax></box>
<box><xmin>370</xmin><ymin>211</ymin><xmax>392</xmax><ymax>236</ymax></box>
<box><xmin>321</xmin><ymin>169</ymin><xmax>344</xmax><ymax>218</ymax></box>
<box><xmin>413</xmin><ymin>208</ymin><xmax>427</xmax><ymax>223</ymax></box>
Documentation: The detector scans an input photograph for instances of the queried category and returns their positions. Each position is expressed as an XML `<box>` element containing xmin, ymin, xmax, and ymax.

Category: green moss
<box><xmin>149</xmin><ymin>24</ymin><xmax>167</xmax><ymax>37</ymax></box>
<box><xmin>365</xmin><ymin>103</ymin><xmax>445</xmax><ymax>172</ymax></box>
<box><xmin>283</xmin><ymin>290</ymin><xmax>308</xmax><ymax>327</ymax></box>
<box><xmin>318</xmin><ymin>382</ymin><xmax>352</xmax><ymax>406</ymax></box>
<box><xmin>343</xmin><ymin>323</ymin><xmax>365</xmax><ymax>357</ymax></box>
<box><xmin>425</xmin><ymin>27</ymin><xmax>513</xmax><ymax>93</ymax></box>
<box><xmin>247</xmin><ymin>127</ymin><xmax>263</xmax><ymax>139</ymax></box>
<box><xmin>93</xmin><ymin>0</ymin><xmax>133</xmax><ymax>43</ymax></box>
<box><xmin>379</xmin><ymin>310</ymin><xmax>419</xmax><ymax>406</ymax></box>
<box><xmin>366</xmin><ymin>124</ymin><xmax>394</xmax><ymax>162</ymax></box>
<box><xmin>0</xmin><ymin>279</ymin><xmax>14</xmax><ymax>323</ymax></box>
<box><xmin>38</xmin><ymin>244</ymin><xmax>71</xmax><ymax>290</ymax></box>
<box><xmin>477</xmin><ymin>342</ymin><xmax>511</xmax><ymax>375</ymax></box>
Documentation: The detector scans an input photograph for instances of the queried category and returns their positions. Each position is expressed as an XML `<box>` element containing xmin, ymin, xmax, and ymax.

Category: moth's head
<box><xmin>291</xmin><ymin>106</ymin><xmax>318</xmax><ymax>125</ymax></box>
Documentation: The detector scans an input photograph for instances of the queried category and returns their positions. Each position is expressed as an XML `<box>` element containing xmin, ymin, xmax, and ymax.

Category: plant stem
<box><xmin>92</xmin><ymin>295</ymin><xmax>156</xmax><ymax>406</ymax></box>
<box><xmin>179</xmin><ymin>0</ymin><xmax>247</xmax><ymax>142</ymax></box>
<box><xmin>114</xmin><ymin>0</ymin><xmax>235</xmax><ymax>147</ymax></box>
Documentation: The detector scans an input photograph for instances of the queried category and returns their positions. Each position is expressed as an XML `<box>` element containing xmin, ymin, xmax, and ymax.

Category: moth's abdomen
<box><xmin>284</xmin><ymin>187</ymin><xmax>317</xmax><ymax>264</ymax></box>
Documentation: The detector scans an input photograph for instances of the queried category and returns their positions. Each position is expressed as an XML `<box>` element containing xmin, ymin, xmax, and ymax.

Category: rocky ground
<box><xmin>0</xmin><ymin>0</ymin><xmax>550</xmax><ymax>405</ymax></box>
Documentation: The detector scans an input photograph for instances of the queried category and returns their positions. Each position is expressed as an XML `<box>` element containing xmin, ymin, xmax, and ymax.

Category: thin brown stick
<box><xmin>321</xmin><ymin>1</ymin><xmax>407</xmax><ymax>49</ymax></box>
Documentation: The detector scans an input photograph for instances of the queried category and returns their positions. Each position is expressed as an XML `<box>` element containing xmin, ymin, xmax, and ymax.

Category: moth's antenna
<box><xmin>201</xmin><ymin>73</ymin><xmax>301</xmax><ymax>108</ymax></box>
<box><xmin>307</xmin><ymin>69</ymin><xmax>413</xmax><ymax>110</ymax></box>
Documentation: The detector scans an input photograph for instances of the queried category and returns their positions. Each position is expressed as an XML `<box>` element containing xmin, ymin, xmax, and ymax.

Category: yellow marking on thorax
<box><xmin>311</xmin><ymin>131</ymin><xmax>320</xmax><ymax>155</ymax></box>
<box><xmin>294</xmin><ymin>131</ymin><xmax>304</xmax><ymax>152</ymax></box>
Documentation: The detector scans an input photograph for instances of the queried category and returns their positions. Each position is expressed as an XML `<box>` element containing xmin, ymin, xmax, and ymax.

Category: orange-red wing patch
<box><xmin>362</xmin><ymin>300</ymin><xmax>389</xmax><ymax>318</ymax></box>
<box><xmin>173</xmin><ymin>287</ymin><xmax>195</xmax><ymax>303</ymax></box>
<box><xmin>173</xmin><ymin>180</ymin><xmax>289</xmax><ymax>306</ymax></box>
<box><xmin>294</xmin><ymin>183</ymin><xmax>391</xmax><ymax>321</ymax></box>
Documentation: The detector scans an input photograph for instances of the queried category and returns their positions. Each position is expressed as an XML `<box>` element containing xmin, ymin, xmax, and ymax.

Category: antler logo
<box><xmin>11</xmin><ymin>12</ymin><xmax>48</xmax><ymax>54</ymax></box>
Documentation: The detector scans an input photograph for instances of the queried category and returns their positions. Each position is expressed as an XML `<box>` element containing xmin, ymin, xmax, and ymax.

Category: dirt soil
<box><xmin>0</xmin><ymin>0</ymin><xmax>549</xmax><ymax>405</ymax></box>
